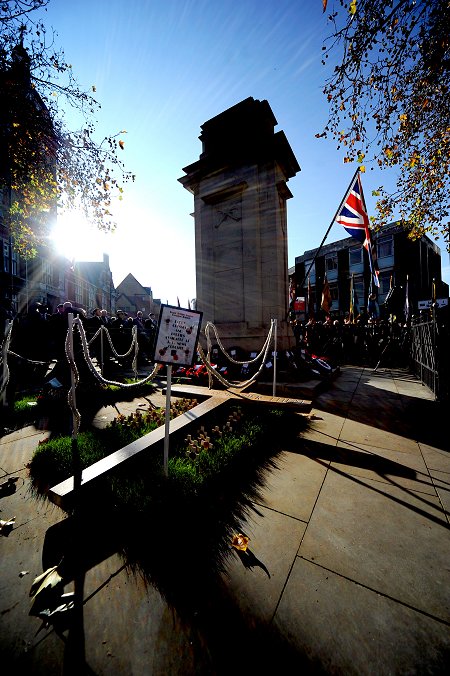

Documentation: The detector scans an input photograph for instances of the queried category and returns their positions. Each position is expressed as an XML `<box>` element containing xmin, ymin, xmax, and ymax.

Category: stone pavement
<box><xmin>0</xmin><ymin>366</ymin><xmax>449</xmax><ymax>674</ymax></box>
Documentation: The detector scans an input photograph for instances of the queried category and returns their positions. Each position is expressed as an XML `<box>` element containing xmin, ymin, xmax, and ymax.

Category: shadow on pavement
<box><xmin>299</xmin><ymin>437</ymin><xmax>449</xmax><ymax>529</ymax></box>
<box><xmin>314</xmin><ymin>368</ymin><xmax>449</xmax><ymax>452</ymax></box>
<box><xmin>35</xmin><ymin>414</ymin><xmax>326</xmax><ymax>674</ymax></box>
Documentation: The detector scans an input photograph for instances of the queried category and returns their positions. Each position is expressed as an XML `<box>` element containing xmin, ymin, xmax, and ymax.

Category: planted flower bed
<box><xmin>29</xmin><ymin>399</ymin><xmax>308</xmax><ymax>615</ymax></box>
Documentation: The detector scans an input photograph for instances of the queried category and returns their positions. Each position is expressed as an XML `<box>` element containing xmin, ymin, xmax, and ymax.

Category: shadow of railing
<box><xmin>314</xmin><ymin>367</ymin><xmax>449</xmax><ymax>452</ymax></box>
<box><xmin>297</xmin><ymin>436</ymin><xmax>449</xmax><ymax>529</ymax></box>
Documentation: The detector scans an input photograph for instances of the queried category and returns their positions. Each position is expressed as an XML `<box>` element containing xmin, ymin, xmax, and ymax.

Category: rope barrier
<box><xmin>203</xmin><ymin>321</ymin><xmax>273</xmax><ymax>365</ymax></box>
<box><xmin>1</xmin><ymin>322</ymin><xmax>13</xmax><ymax>398</ymax></box>
<box><xmin>70</xmin><ymin>317</ymin><xmax>161</xmax><ymax>389</ymax></box>
<box><xmin>1</xmin><ymin>315</ymin><xmax>161</xmax><ymax>413</ymax></box>
<box><xmin>3</xmin><ymin>314</ymin><xmax>274</xmax><ymax>415</ymax></box>
<box><xmin>197</xmin><ymin>320</ymin><xmax>275</xmax><ymax>390</ymax></box>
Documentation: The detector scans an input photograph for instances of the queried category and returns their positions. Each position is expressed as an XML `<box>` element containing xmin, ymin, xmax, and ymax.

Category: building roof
<box><xmin>115</xmin><ymin>273</ymin><xmax>149</xmax><ymax>296</ymax></box>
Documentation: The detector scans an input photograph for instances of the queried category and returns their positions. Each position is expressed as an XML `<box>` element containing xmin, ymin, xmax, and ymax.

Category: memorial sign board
<box><xmin>153</xmin><ymin>304</ymin><xmax>203</xmax><ymax>367</ymax></box>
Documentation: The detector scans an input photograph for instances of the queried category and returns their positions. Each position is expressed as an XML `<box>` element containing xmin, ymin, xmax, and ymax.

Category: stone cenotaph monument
<box><xmin>179</xmin><ymin>97</ymin><xmax>300</xmax><ymax>352</ymax></box>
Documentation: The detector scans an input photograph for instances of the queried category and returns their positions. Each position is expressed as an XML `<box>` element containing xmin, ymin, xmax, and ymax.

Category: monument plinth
<box><xmin>179</xmin><ymin>97</ymin><xmax>300</xmax><ymax>352</ymax></box>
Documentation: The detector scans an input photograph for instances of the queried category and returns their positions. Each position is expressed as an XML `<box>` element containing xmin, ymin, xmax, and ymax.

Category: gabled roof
<box><xmin>116</xmin><ymin>273</ymin><xmax>148</xmax><ymax>295</ymax></box>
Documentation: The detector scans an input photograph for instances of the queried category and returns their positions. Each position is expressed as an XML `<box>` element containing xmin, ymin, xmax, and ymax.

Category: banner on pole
<box><xmin>153</xmin><ymin>304</ymin><xmax>203</xmax><ymax>367</ymax></box>
<box><xmin>293</xmin><ymin>297</ymin><xmax>305</xmax><ymax>313</ymax></box>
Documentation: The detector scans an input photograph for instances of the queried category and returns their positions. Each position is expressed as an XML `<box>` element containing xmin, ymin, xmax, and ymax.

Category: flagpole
<box><xmin>350</xmin><ymin>273</ymin><xmax>354</xmax><ymax>323</ymax></box>
<box><xmin>299</xmin><ymin>167</ymin><xmax>361</xmax><ymax>290</ymax></box>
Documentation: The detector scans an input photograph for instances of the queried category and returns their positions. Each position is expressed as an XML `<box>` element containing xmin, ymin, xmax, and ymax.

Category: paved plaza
<box><xmin>1</xmin><ymin>366</ymin><xmax>449</xmax><ymax>674</ymax></box>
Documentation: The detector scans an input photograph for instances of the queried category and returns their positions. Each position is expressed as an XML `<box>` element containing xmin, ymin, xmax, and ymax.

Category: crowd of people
<box><xmin>0</xmin><ymin>299</ymin><xmax>427</xmax><ymax>373</ymax></box>
<box><xmin>290</xmin><ymin>314</ymin><xmax>411</xmax><ymax>369</ymax></box>
<box><xmin>2</xmin><ymin>298</ymin><xmax>447</xmax><ymax>397</ymax></box>
<box><xmin>2</xmin><ymin>301</ymin><xmax>159</xmax><ymax>389</ymax></box>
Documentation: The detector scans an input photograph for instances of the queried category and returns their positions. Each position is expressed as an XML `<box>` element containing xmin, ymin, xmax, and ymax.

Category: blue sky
<box><xmin>42</xmin><ymin>0</ymin><xmax>450</xmax><ymax>303</ymax></box>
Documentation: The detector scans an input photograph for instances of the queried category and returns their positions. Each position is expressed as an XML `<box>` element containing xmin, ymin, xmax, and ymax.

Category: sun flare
<box><xmin>51</xmin><ymin>211</ymin><xmax>109</xmax><ymax>262</ymax></box>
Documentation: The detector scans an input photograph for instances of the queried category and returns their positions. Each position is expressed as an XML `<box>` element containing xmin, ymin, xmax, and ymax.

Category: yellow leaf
<box><xmin>29</xmin><ymin>566</ymin><xmax>62</xmax><ymax>599</ymax></box>
<box><xmin>359</xmin><ymin>165</ymin><xmax>366</xmax><ymax>173</ymax></box>
<box><xmin>231</xmin><ymin>533</ymin><xmax>250</xmax><ymax>551</ymax></box>
<box><xmin>349</xmin><ymin>0</ymin><xmax>357</xmax><ymax>15</ymax></box>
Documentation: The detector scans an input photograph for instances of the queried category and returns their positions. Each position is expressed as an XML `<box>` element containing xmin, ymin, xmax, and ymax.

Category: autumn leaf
<box><xmin>231</xmin><ymin>533</ymin><xmax>250</xmax><ymax>551</ymax></box>
<box><xmin>29</xmin><ymin>564</ymin><xmax>65</xmax><ymax>617</ymax></box>
<box><xmin>119</xmin><ymin>140</ymin><xmax>125</xmax><ymax>150</ymax></box>
<box><xmin>29</xmin><ymin>565</ymin><xmax>63</xmax><ymax>599</ymax></box>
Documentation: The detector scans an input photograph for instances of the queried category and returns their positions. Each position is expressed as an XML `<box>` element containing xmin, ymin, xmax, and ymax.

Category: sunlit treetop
<box><xmin>320</xmin><ymin>0</ymin><xmax>450</xmax><ymax>250</ymax></box>
<box><xmin>0</xmin><ymin>0</ymin><xmax>134</xmax><ymax>258</ymax></box>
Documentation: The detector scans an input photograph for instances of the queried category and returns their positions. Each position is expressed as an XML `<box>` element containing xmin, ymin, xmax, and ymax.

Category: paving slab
<box><xmin>0</xmin><ymin>433</ymin><xmax>63</xmax><ymax>672</ymax></box>
<box><xmin>258</xmin><ymin>450</ymin><xmax>329</xmax><ymax>522</ymax></box>
<box><xmin>81</xmin><ymin>555</ymin><xmax>212</xmax><ymax>675</ymax></box>
<box><xmin>222</xmin><ymin>504</ymin><xmax>307</xmax><ymax>623</ymax></box>
<box><xmin>301</xmin><ymin>410</ymin><xmax>346</xmax><ymax>445</ymax></box>
<box><xmin>339</xmin><ymin>417</ymin><xmax>420</xmax><ymax>453</ymax></box>
<box><xmin>312</xmin><ymin>392</ymin><xmax>353</xmax><ymax>417</ymax></box>
<box><xmin>420</xmin><ymin>441</ymin><xmax>450</xmax><ymax>473</ymax></box>
<box><xmin>273</xmin><ymin>557</ymin><xmax>450</xmax><ymax>675</ymax></box>
<box><xmin>298</xmin><ymin>470</ymin><xmax>450</xmax><ymax>623</ymax></box>
<box><xmin>360</xmin><ymin>374</ymin><xmax>401</xmax><ymax>394</ymax></box>
<box><xmin>334</xmin><ymin>439</ymin><xmax>437</xmax><ymax>495</ymax></box>
<box><xmin>429</xmin><ymin>469</ymin><xmax>450</xmax><ymax>520</ymax></box>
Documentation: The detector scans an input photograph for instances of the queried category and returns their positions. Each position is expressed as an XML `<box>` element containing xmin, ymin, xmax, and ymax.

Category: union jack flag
<box><xmin>336</xmin><ymin>173</ymin><xmax>380</xmax><ymax>288</ymax></box>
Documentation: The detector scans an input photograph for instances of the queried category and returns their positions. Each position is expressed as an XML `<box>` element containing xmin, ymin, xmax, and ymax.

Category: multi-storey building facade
<box><xmin>69</xmin><ymin>254</ymin><xmax>116</xmax><ymax>316</ymax></box>
<box><xmin>294</xmin><ymin>222</ymin><xmax>448</xmax><ymax>320</ymax></box>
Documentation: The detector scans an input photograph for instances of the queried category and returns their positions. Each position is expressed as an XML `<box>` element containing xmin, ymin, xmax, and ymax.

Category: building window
<box><xmin>325</xmin><ymin>253</ymin><xmax>338</xmax><ymax>272</ymax></box>
<box><xmin>349</xmin><ymin>247</ymin><xmax>362</xmax><ymax>266</ymax></box>
<box><xmin>41</xmin><ymin>260</ymin><xmax>53</xmax><ymax>286</ymax></box>
<box><xmin>379</xmin><ymin>270</ymin><xmax>392</xmax><ymax>295</ymax></box>
<box><xmin>11</xmin><ymin>251</ymin><xmax>19</xmax><ymax>276</ymax></box>
<box><xmin>353</xmin><ymin>275</ymin><xmax>365</xmax><ymax>304</ymax></box>
<box><xmin>377</xmin><ymin>235</ymin><xmax>393</xmax><ymax>258</ymax></box>
<box><xmin>304</xmin><ymin>260</ymin><xmax>315</xmax><ymax>281</ymax></box>
<box><xmin>330</xmin><ymin>284</ymin><xmax>339</xmax><ymax>302</ymax></box>
<box><xmin>74</xmin><ymin>280</ymin><xmax>83</xmax><ymax>305</ymax></box>
<box><xmin>3</xmin><ymin>241</ymin><xmax>10</xmax><ymax>272</ymax></box>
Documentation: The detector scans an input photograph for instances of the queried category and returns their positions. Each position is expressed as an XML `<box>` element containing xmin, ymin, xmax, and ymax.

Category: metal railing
<box><xmin>410</xmin><ymin>314</ymin><xmax>449</xmax><ymax>401</ymax></box>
